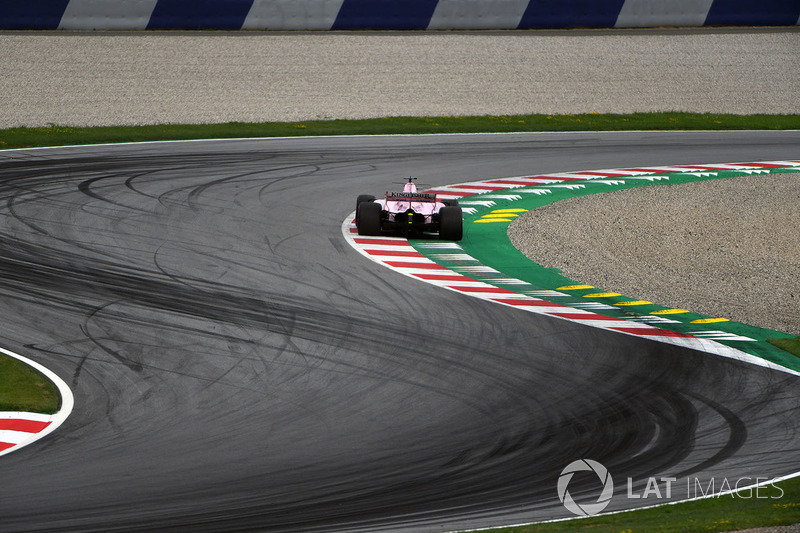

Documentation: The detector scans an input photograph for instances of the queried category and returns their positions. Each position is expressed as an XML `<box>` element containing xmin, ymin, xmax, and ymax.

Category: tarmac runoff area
<box><xmin>1</xmin><ymin>29</ymin><xmax>798</xmax><ymax>338</ymax></box>
<box><xmin>509</xmin><ymin>173</ymin><xmax>800</xmax><ymax>336</ymax></box>
<box><xmin>0</xmin><ymin>30</ymin><xmax>798</xmax><ymax>533</ymax></box>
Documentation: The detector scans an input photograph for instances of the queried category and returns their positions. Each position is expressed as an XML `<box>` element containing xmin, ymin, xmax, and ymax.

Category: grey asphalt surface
<box><xmin>0</xmin><ymin>132</ymin><xmax>798</xmax><ymax>532</ymax></box>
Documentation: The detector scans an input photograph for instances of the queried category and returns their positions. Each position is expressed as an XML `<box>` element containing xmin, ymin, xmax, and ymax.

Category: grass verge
<box><xmin>1</xmin><ymin>112</ymin><xmax>799</xmax><ymax>150</ymax></box>
<box><xmin>0</xmin><ymin>355</ymin><xmax>59</xmax><ymax>414</ymax></box>
<box><xmin>469</xmin><ymin>476</ymin><xmax>800</xmax><ymax>533</ymax></box>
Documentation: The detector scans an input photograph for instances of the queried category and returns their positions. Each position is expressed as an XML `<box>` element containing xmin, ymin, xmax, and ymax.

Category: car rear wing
<box><xmin>386</xmin><ymin>192</ymin><xmax>437</xmax><ymax>202</ymax></box>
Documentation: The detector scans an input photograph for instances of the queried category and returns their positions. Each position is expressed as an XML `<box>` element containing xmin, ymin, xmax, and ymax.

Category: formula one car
<box><xmin>356</xmin><ymin>177</ymin><xmax>463</xmax><ymax>240</ymax></box>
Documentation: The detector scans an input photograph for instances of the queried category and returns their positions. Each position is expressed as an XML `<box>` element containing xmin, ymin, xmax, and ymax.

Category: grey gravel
<box><xmin>509</xmin><ymin>173</ymin><xmax>800</xmax><ymax>335</ymax></box>
<box><xmin>736</xmin><ymin>526</ymin><xmax>800</xmax><ymax>533</ymax></box>
<box><xmin>0</xmin><ymin>29</ymin><xmax>798</xmax><ymax>128</ymax></box>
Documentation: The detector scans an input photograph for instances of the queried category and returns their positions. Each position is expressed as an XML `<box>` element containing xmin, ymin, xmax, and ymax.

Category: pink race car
<box><xmin>356</xmin><ymin>177</ymin><xmax>463</xmax><ymax>240</ymax></box>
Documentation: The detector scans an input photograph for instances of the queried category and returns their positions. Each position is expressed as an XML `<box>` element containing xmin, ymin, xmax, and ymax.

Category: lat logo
<box><xmin>557</xmin><ymin>459</ymin><xmax>614</xmax><ymax>516</ymax></box>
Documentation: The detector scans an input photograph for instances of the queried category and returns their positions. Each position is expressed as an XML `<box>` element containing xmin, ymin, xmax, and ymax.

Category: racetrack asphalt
<box><xmin>0</xmin><ymin>131</ymin><xmax>798</xmax><ymax>531</ymax></box>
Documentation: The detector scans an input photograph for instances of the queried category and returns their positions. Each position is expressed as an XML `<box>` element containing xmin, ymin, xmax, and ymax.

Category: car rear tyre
<box><xmin>439</xmin><ymin>206</ymin><xmax>463</xmax><ymax>241</ymax></box>
<box><xmin>442</xmin><ymin>199</ymin><xmax>459</xmax><ymax>207</ymax></box>
<box><xmin>355</xmin><ymin>195</ymin><xmax>376</xmax><ymax>225</ymax></box>
<box><xmin>357</xmin><ymin>201</ymin><xmax>382</xmax><ymax>236</ymax></box>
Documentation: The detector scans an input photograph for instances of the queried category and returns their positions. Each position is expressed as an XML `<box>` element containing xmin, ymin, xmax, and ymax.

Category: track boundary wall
<box><xmin>1</xmin><ymin>0</ymin><xmax>798</xmax><ymax>30</ymax></box>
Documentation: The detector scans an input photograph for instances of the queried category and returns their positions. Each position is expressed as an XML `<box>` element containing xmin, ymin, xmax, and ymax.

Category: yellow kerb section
<box><xmin>481</xmin><ymin>213</ymin><xmax>520</xmax><ymax>218</ymax></box>
<box><xmin>691</xmin><ymin>317</ymin><xmax>730</xmax><ymax>324</ymax></box>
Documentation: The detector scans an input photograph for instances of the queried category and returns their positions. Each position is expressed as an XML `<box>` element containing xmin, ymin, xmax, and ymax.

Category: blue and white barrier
<box><xmin>1</xmin><ymin>0</ymin><xmax>798</xmax><ymax>30</ymax></box>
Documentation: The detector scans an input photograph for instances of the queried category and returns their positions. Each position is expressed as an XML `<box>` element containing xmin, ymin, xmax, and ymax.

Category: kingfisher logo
<box><xmin>557</xmin><ymin>459</ymin><xmax>614</xmax><ymax>516</ymax></box>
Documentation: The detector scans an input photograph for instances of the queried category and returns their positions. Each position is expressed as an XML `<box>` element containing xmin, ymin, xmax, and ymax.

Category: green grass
<box><xmin>0</xmin><ymin>355</ymin><xmax>59</xmax><ymax>414</ymax></box>
<box><xmin>768</xmin><ymin>337</ymin><xmax>800</xmax><ymax>358</ymax></box>
<box><xmin>468</xmin><ymin>476</ymin><xmax>800</xmax><ymax>533</ymax></box>
<box><xmin>1</xmin><ymin>112</ymin><xmax>799</xmax><ymax>150</ymax></box>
